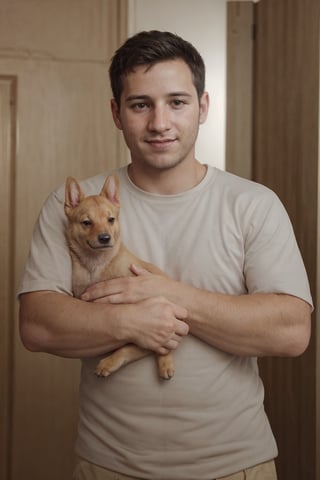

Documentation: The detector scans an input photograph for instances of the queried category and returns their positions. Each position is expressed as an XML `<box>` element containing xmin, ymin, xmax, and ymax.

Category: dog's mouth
<box><xmin>87</xmin><ymin>241</ymin><xmax>114</xmax><ymax>250</ymax></box>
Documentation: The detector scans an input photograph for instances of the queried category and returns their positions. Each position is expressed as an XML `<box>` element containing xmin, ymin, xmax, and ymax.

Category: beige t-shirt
<box><xmin>18</xmin><ymin>166</ymin><xmax>313</xmax><ymax>479</ymax></box>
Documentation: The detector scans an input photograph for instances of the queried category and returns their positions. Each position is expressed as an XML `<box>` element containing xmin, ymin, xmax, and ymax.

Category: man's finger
<box><xmin>130</xmin><ymin>263</ymin><xmax>150</xmax><ymax>276</ymax></box>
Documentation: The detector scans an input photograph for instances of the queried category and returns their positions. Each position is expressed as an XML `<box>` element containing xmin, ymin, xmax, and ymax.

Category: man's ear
<box><xmin>199</xmin><ymin>91</ymin><xmax>209</xmax><ymax>125</ymax></box>
<box><xmin>111</xmin><ymin>99</ymin><xmax>122</xmax><ymax>130</ymax></box>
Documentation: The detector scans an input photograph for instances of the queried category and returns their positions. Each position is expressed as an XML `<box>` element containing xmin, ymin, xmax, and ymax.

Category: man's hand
<box><xmin>80</xmin><ymin>266</ymin><xmax>189</xmax><ymax>355</ymax></box>
<box><xmin>80</xmin><ymin>264</ymin><xmax>172</xmax><ymax>304</ymax></box>
<box><xmin>124</xmin><ymin>296</ymin><xmax>189</xmax><ymax>355</ymax></box>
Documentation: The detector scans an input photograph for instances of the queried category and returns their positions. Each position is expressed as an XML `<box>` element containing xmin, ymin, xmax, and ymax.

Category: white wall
<box><xmin>128</xmin><ymin>0</ymin><xmax>227</xmax><ymax>170</ymax></box>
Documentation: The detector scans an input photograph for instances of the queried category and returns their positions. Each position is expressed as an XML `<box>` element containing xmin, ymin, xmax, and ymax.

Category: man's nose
<box><xmin>148</xmin><ymin>105</ymin><xmax>171</xmax><ymax>132</ymax></box>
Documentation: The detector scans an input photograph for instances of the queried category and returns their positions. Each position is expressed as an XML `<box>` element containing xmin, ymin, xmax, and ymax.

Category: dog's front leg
<box><xmin>157</xmin><ymin>353</ymin><xmax>174</xmax><ymax>380</ymax></box>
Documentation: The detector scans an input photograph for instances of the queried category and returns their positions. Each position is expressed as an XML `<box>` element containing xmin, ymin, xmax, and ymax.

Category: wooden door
<box><xmin>226</xmin><ymin>1</ymin><xmax>319</xmax><ymax>478</ymax></box>
<box><xmin>253</xmin><ymin>1</ymin><xmax>319</xmax><ymax>479</ymax></box>
<box><xmin>0</xmin><ymin>1</ymin><xmax>128</xmax><ymax>479</ymax></box>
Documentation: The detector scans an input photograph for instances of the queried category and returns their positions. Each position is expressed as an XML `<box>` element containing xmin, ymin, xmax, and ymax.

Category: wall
<box><xmin>128</xmin><ymin>0</ymin><xmax>227</xmax><ymax>170</ymax></box>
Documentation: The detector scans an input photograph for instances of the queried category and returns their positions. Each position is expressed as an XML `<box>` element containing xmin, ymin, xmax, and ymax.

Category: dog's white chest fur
<box><xmin>72</xmin><ymin>258</ymin><xmax>109</xmax><ymax>298</ymax></box>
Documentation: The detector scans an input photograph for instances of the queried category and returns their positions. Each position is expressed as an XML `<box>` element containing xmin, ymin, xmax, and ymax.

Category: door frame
<box><xmin>0</xmin><ymin>75</ymin><xmax>18</xmax><ymax>480</ymax></box>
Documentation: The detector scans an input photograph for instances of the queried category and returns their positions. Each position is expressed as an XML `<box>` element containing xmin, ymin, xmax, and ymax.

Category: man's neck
<box><xmin>127</xmin><ymin>161</ymin><xmax>207</xmax><ymax>195</ymax></box>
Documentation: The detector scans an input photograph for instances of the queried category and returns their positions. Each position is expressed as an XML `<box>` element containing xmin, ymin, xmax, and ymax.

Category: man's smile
<box><xmin>145</xmin><ymin>138</ymin><xmax>177</xmax><ymax>149</ymax></box>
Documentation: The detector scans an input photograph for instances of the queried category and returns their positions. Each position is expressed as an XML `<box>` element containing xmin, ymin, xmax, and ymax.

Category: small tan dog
<box><xmin>64</xmin><ymin>174</ymin><xmax>174</xmax><ymax>379</ymax></box>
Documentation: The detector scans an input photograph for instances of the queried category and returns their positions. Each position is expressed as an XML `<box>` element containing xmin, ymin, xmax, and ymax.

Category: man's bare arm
<box><xmin>19</xmin><ymin>291</ymin><xmax>189</xmax><ymax>358</ymax></box>
<box><xmin>175</xmin><ymin>286</ymin><xmax>311</xmax><ymax>357</ymax></box>
<box><xmin>81</xmin><ymin>267</ymin><xmax>311</xmax><ymax>358</ymax></box>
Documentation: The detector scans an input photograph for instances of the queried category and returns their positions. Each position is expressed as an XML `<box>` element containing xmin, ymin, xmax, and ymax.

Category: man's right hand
<box><xmin>122</xmin><ymin>296</ymin><xmax>189</xmax><ymax>355</ymax></box>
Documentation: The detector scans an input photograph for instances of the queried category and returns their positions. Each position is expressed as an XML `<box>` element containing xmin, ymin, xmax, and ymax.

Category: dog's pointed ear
<box><xmin>100</xmin><ymin>175</ymin><xmax>120</xmax><ymax>206</ymax></box>
<box><xmin>64</xmin><ymin>177</ymin><xmax>85</xmax><ymax>214</ymax></box>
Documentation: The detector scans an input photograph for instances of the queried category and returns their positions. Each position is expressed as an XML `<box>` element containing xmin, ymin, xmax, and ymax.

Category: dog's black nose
<box><xmin>98</xmin><ymin>233</ymin><xmax>111</xmax><ymax>245</ymax></box>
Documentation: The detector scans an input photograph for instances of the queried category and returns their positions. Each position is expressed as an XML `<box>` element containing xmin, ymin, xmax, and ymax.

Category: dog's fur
<box><xmin>64</xmin><ymin>174</ymin><xmax>174</xmax><ymax>379</ymax></box>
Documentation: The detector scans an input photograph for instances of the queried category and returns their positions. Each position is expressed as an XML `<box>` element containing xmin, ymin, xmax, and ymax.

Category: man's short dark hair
<box><xmin>109</xmin><ymin>30</ymin><xmax>206</xmax><ymax>106</ymax></box>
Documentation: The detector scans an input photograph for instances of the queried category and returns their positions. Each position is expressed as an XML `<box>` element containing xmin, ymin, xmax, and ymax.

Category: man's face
<box><xmin>111</xmin><ymin>59</ymin><xmax>209</xmax><ymax>172</ymax></box>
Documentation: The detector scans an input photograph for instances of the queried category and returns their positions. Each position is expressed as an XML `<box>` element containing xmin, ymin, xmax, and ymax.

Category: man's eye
<box><xmin>172</xmin><ymin>99</ymin><xmax>185</xmax><ymax>108</ymax></box>
<box><xmin>132</xmin><ymin>102</ymin><xmax>149</xmax><ymax>111</ymax></box>
<box><xmin>108</xmin><ymin>217</ymin><xmax>115</xmax><ymax>225</ymax></box>
<box><xmin>81</xmin><ymin>219</ymin><xmax>92</xmax><ymax>226</ymax></box>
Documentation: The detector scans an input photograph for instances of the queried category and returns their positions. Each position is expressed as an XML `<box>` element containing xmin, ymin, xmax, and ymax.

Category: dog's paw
<box><xmin>160</xmin><ymin>366</ymin><xmax>175</xmax><ymax>380</ymax></box>
<box><xmin>95</xmin><ymin>366</ymin><xmax>111</xmax><ymax>378</ymax></box>
<box><xmin>158</xmin><ymin>356</ymin><xmax>175</xmax><ymax>380</ymax></box>
<box><xmin>95</xmin><ymin>358</ymin><xmax>117</xmax><ymax>378</ymax></box>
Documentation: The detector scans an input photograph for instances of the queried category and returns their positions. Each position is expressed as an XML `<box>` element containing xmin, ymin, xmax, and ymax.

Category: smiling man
<box><xmin>111</xmin><ymin>59</ymin><xmax>208</xmax><ymax>190</ymax></box>
<box><xmin>18</xmin><ymin>31</ymin><xmax>312</xmax><ymax>480</ymax></box>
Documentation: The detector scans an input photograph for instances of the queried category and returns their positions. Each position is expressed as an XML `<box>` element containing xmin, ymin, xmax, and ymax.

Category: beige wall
<box><xmin>128</xmin><ymin>0</ymin><xmax>227</xmax><ymax>170</ymax></box>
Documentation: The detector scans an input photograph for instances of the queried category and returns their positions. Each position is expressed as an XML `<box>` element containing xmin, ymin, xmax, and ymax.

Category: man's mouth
<box><xmin>145</xmin><ymin>138</ymin><xmax>176</xmax><ymax>149</ymax></box>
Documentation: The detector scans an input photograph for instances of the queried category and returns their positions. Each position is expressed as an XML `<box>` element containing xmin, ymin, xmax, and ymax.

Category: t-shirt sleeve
<box><xmin>243</xmin><ymin>190</ymin><xmax>313</xmax><ymax>308</ymax></box>
<box><xmin>17</xmin><ymin>187</ymin><xmax>73</xmax><ymax>297</ymax></box>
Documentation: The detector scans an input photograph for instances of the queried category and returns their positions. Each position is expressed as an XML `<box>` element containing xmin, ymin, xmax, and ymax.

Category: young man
<box><xmin>18</xmin><ymin>31</ymin><xmax>312</xmax><ymax>480</ymax></box>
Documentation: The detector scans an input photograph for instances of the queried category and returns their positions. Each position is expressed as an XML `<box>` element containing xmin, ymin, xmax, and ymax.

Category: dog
<box><xmin>64</xmin><ymin>174</ymin><xmax>174</xmax><ymax>379</ymax></box>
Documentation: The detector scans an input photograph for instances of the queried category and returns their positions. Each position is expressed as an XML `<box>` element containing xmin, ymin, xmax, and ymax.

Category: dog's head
<box><xmin>64</xmin><ymin>175</ymin><xmax>121</xmax><ymax>253</ymax></box>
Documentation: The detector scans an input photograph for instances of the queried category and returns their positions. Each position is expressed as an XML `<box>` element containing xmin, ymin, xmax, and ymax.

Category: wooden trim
<box><xmin>118</xmin><ymin>0</ymin><xmax>129</xmax><ymax>43</ymax></box>
<box><xmin>226</xmin><ymin>1</ymin><xmax>254</xmax><ymax>179</ymax></box>
<box><xmin>116</xmin><ymin>0</ymin><xmax>130</xmax><ymax>166</ymax></box>
<box><xmin>317</xmin><ymin>24</ymin><xmax>320</xmax><ymax>480</ymax></box>
<box><xmin>0</xmin><ymin>75</ymin><xmax>17</xmax><ymax>480</ymax></box>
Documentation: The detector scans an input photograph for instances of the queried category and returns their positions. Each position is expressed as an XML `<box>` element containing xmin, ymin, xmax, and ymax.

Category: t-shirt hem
<box><xmin>75</xmin><ymin>440</ymin><xmax>278</xmax><ymax>480</ymax></box>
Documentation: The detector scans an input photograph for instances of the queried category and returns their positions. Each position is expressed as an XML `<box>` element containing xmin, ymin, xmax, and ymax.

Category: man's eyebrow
<box><xmin>125</xmin><ymin>92</ymin><xmax>193</xmax><ymax>103</ymax></box>
<box><xmin>125</xmin><ymin>94</ymin><xmax>150</xmax><ymax>103</ymax></box>
<box><xmin>168</xmin><ymin>92</ymin><xmax>193</xmax><ymax>98</ymax></box>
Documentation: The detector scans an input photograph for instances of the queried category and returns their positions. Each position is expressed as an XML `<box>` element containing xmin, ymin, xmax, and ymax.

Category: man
<box><xmin>19</xmin><ymin>31</ymin><xmax>312</xmax><ymax>480</ymax></box>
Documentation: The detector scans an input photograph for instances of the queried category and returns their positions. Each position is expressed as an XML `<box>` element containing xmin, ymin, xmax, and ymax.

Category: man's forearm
<box><xmin>170</xmin><ymin>282</ymin><xmax>312</xmax><ymax>357</ymax></box>
<box><xmin>19</xmin><ymin>290</ymin><xmax>189</xmax><ymax>359</ymax></box>
<box><xmin>83</xmin><ymin>268</ymin><xmax>311</xmax><ymax>358</ymax></box>
<box><xmin>19</xmin><ymin>291</ymin><xmax>127</xmax><ymax>358</ymax></box>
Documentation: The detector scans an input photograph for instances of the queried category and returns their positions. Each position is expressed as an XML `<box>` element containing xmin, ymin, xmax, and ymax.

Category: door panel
<box><xmin>253</xmin><ymin>2</ymin><xmax>319</xmax><ymax>479</ymax></box>
<box><xmin>227</xmin><ymin>1</ymin><xmax>319</xmax><ymax>478</ymax></box>
<box><xmin>0</xmin><ymin>1</ymin><xmax>128</xmax><ymax>478</ymax></box>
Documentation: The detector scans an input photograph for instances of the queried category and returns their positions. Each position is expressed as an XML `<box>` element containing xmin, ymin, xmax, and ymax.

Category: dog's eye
<box><xmin>108</xmin><ymin>217</ymin><xmax>115</xmax><ymax>225</ymax></box>
<box><xmin>81</xmin><ymin>219</ymin><xmax>92</xmax><ymax>227</ymax></box>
